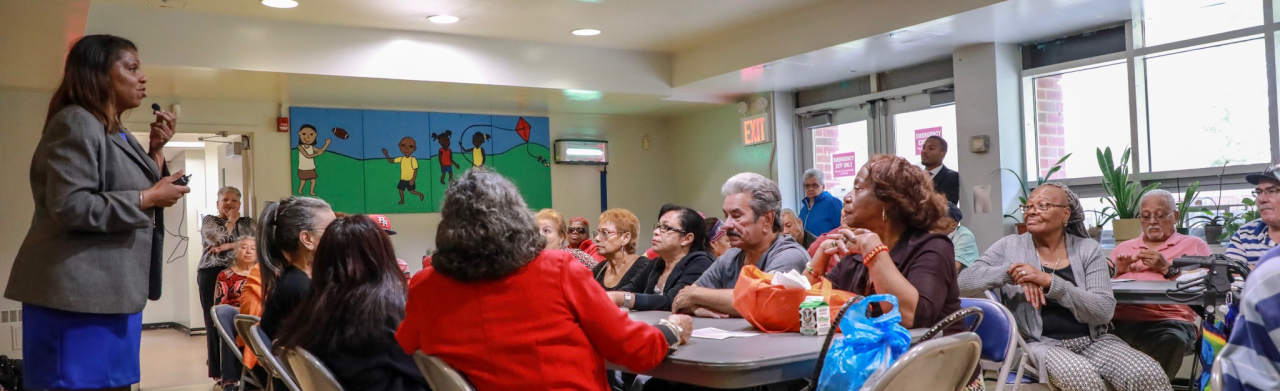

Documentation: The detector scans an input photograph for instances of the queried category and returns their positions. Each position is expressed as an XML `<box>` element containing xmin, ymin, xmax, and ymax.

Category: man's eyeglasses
<box><xmin>803</xmin><ymin>183</ymin><xmax>821</xmax><ymax>189</ymax></box>
<box><xmin>1138</xmin><ymin>213</ymin><xmax>1173</xmax><ymax>222</ymax></box>
<box><xmin>654</xmin><ymin>223</ymin><xmax>686</xmax><ymax>234</ymax></box>
<box><xmin>568</xmin><ymin>227</ymin><xmax>588</xmax><ymax>235</ymax></box>
<box><xmin>1018</xmin><ymin>202</ymin><xmax>1069</xmax><ymax>214</ymax></box>
<box><xmin>1253</xmin><ymin>187</ymin><xmax>1280</xmax><ymax>199</ymax></box>
<box><xmin>595</xmin><ymin>229</ymin><xmax>619</xmax><ymax>239</ymax></box>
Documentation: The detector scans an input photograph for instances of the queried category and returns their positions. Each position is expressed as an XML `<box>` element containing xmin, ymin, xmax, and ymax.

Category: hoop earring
<box><xmin>882</xmin><ymin>209</ymin><xmax>888</xmax><ymax>222</ymax></box>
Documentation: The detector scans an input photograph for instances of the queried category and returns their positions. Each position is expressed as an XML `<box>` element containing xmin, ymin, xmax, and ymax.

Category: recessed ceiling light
<box><xmin>261</xmin><ymin>0</ymin><xmax>297</xmax><ymax>9</ymax></box>
<box><xmin>427</xmin><ymin>15</ymin><xmax>460</xmax><ymax>24</ymax></box>
<box><xmin>571</xmin><ymin>29</ymin><xmax>602</xmax><ymax>36</ymax></box>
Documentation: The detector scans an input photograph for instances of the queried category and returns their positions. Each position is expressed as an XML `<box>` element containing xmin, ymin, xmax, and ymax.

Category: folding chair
<box><xmin>211</xmin><ymin>305</ymin><xmax>265</xmax><ymax>391</ymax></box>
<box><xmin>283</xmin><ymin>347</ymin><xmax>345</xmax><ymax>391</ymax></box>
<box><xmin>984</xmin><ymin>290</ymin><xmax>1053</xmax><ymax>391</ymax></box>
<box><xmin>862</xmin><ymin>332</ymin><xmax>982</xmax><ymax>391</ymax></box>
<box><xmin>245</xmin><ymin>324</ymin><xmax>302</xmax><ymax>391</ymax></box>
<box><xmin>412</xmin><ymin>351</ymin><xmax>476</xmax><ymax>391</ymax></box>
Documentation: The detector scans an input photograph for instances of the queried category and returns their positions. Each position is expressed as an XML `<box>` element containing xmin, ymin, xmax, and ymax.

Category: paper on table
<box><xmin>692</xmin><ymin>327</ymin><xmax>761</xmax><ymax>340</ymax></box>
<box><xmin>973</xmin><ymin>185</ymin><xmax>992</xmax><ymax>213</ymax></box>
<box><xmin>1178</xmin><ymin>268</ymin><xmax>1209</xmax><ymax>282</ymax></box>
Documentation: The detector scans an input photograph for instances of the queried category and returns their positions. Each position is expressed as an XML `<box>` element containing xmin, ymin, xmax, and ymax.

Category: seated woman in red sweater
<box><xmin>396</xmin><ymin>168</ymin><xmax>692</xmax><ymax>390</ymax></box>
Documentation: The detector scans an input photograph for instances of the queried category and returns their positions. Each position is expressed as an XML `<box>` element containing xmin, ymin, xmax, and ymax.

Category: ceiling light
<box><xmin>427</xmin><ymin>15</ymin><xmax>460</xmax><ymax>24</ymax></box>
<box><xmin>261</xmin><ymin>0</ymin><xmax>298</xmax><ymax>9</ymax></box>
<box><xmin>571</xmin><ymin>29</ymin><xmax>602</xmax><ymax>36</ymax></box>
<box><xmin>563</xmin><ymin>89</ymin><xmax>602</xmax><ymax>101</ymax></box>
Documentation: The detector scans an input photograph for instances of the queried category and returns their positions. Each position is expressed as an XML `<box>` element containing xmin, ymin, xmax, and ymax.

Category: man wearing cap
<box><xmin>368</xmin><ymin>214</ymin><xmax>397</xmax><ymax>236</ymax></box>
<box><xmin>942</xmin><ymin>202</ymin><xmax>978</xmax><ymax>272</ymax></box>
<box><xmin>1226</xmin><ymin>164</ymin><xmax>1280</xmax><ymax>267</ymax></box>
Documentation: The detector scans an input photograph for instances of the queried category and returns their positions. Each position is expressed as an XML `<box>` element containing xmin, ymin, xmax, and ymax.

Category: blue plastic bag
<box><xmin>817</xmin><ymin>294</ymin><xmax>912</xmax><ymax>391</ymax></box>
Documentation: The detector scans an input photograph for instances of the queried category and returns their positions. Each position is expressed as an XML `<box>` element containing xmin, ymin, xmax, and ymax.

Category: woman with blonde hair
<box><xmin>592</xmin><ymin>208</ymin><xmax>651</xmax><ymax>291</ymax></box>
<box><xmin>536</xmin><ymin>209</ymin><xmax>598</xmax><ymax>269</ymax></box>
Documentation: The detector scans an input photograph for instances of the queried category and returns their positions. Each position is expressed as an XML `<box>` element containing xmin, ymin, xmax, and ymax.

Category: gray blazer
<box><xmin>6</xmin><ymin>106</ymin><xmax>167</xmax><ymax>314</ymax></box>
<box><xmin>957</xmin><ymin>233</ymin><xmax>1115</xmax><ymax>379</ymax></box>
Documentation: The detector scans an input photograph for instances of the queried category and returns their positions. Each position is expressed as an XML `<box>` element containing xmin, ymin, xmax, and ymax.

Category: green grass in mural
<box><xmin>293</xmin><ymin>144</ymin><xmax>551</xmax><ymax>214</ymax></box>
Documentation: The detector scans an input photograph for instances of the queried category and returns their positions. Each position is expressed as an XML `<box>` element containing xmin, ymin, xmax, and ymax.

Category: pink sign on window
<box><xmin>914</xmin><ymin>127</ymin><xmax>944</xmax><ymax>155</ymax></box>
<box><xmin>832</xmin><ymin>151</ymin><xmax>858</xmax><ymax>178</ymax></box>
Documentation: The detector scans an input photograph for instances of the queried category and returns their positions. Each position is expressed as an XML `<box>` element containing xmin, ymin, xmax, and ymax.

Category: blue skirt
<box><xmin>22</xmin><ymin>304</ymin><xmax>142</xmax><ymax>390</ymax></box>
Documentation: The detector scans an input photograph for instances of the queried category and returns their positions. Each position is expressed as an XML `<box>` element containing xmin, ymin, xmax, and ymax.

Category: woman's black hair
<box><xmin>658</xmin><ymin>204</ymin><xmax>709</xmax><ymax>254</ymax></box>
<box><xmin>46</xmin><ymin>34</ymin><xmax>138</xmax><ymax>133</ymax></box>
<box><xmin>276</xmin><ymin>215</ymin><xmax>407</xmax><ymax>355</ymax></box>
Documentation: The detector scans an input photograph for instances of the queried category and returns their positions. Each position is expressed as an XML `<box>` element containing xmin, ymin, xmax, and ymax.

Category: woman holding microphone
<box><xmin>6</xmin><ymin>34</ymin><xmax>189</xmax><ymax>390</ymax></box>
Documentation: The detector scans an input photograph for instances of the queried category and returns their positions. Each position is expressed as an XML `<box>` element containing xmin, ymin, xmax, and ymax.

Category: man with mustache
<box><xmin>672</xmin><ymin>172</ymin><xmax>809</xmax><ymax>318</ymax></box>
<box><xmin>1226</xmin><ymin>164</ymin><xmax>1280</xmax><ymax>268</ymax></box>
<box><xmin>1109</xmin><ymin>189</ymin><xmax>1212</xmax><ymax>378</ymax></box>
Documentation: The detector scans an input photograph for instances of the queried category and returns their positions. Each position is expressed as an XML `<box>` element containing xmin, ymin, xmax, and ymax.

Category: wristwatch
<box><xmin>1163</xmin><ymin>267</ymin><xmax>1181</xmax><ymax>279</ymax></box>
<box><xmin>658</xmin><ymin>319</ymin><xmax>682</xmax><ymax>352</ymax></box>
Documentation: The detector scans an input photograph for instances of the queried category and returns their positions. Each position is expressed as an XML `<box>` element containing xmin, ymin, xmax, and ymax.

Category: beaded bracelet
<box><xmin>865</xmin><ymin>242</ymin><xmax>885</xmax><ymax>266</ymax></box>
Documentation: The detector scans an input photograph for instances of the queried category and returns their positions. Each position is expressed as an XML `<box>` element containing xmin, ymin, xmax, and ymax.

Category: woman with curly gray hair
<box><xmin>958</xmin><ymin>183</ymin><xmax>1170</xmax><ymax>391</ymax></box>
<box><xmin>396</xmin><ymin>169</ymin><xmax>692</xmax><ymax>390</ymax></box>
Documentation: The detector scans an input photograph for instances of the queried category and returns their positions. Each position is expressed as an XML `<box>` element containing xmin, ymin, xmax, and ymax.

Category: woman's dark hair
<box><xmin>276</xmin><ymin>215</ymin><xmax>406</xmax><ymax>355</ymax></box>
<box><xmin>658</xmin><ymin>204</ymin><xmax>709</xmax><ymax>254</ymax></box>
<box><xmin>46</xmin><ymin>35</ymin><xmax>138</xmax><ymax>133</ymax></box>
<box><xmin>433</xmin><ymin>168</ymin><xmax>545</xmax><ymax>281</ymax></box>
<box><xmin>864</xmin><ymin>155</ymin><xmax>949</xmax><ymax>233</ymax></box>
<box><xmin>256</xmin><ymin>196</ymin><xmax>332</xmax><ymax>295</ymax></box>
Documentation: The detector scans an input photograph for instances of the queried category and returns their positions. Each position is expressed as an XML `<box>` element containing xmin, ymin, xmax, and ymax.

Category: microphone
<box><xmin>151</xmin><ymin>103</ymin><xmax>162</xmax><ymax>113</ymax></box>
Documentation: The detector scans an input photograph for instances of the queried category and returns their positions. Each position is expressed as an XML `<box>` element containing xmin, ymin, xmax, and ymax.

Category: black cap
<box><xmin>947</xmin><ymin>202</ymin><xmax>963</xmax><ymax>223</ymax></box>
<box><xmin>1246</xmin><ymin>163</ymin><xmax>1280</xmax><ymax>185</ymax></box>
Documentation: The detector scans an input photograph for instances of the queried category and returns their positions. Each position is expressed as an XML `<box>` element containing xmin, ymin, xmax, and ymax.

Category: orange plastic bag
<box><xmin>732</xmin><ymin>265</ymin><xmax>858</xmax><ymax>333</ymax></box>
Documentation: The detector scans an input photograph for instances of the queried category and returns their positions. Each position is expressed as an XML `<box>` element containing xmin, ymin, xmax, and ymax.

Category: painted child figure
<box><xmin>382</xmin><ymin>136</ymin><xmax>425</xmax><ymax>204</ymax></box>
<box><xmin>433</xmin><ymin>130</ymin><xmax>461</xmax><ymax>184</ymax></box>
<box><xmin>460</xmin><ymin>132</ymin><xmax>490</xmax><ymax>167</ymax></box>
<box><xmin>297</xmin><ymin>124</ymin><xmax>331</xmax><ymax>195</ymax></box>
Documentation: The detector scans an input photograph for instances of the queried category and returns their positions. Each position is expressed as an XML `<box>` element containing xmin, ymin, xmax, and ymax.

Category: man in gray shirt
<box><xmin>673</xmin><ymin>172</ymin><xmax>810</xmax><ymax>318</ymax></box>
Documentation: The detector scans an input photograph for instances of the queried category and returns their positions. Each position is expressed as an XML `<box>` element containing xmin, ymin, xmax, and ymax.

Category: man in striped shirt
<box><xmin>1225</xmin><ymin>164</ymin><xmax>1280</xmax><ymax>267</ymax></box>
<box><xmin>1218</xmin><ymin>246</ymin><xmax>1280</xmax><ymax>391</ymax></box>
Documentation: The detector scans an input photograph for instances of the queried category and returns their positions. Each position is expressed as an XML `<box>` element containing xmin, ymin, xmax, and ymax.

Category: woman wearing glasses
<box><xmin>958</xmin><ymin>183</ymin><xmax>1170</xmax><ymax>391</ymax></box>
<box><xmin>609</xmin><ymin>204</ymin><xmax>715</xmax><ymax>311</ymax></box>
<box><xmin>592</xmin><ymin>209</ymin><xmax>652</xmax><ymax>291</ymax></box>
<box><xmin>535</xmin><ymin>209</ymin><xmax>599</xmax><ymax>269</ymax></box>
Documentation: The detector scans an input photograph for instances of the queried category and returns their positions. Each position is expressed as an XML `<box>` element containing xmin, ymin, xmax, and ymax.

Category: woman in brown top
<box><xmin>802</xmin><ymin>154</ymin><xmax>961</xmax><ymax>330</ymax></box>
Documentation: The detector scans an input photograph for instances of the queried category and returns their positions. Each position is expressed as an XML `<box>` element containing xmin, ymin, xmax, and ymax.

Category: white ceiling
<box><xmin>96</xmin><ymin>0</ymin><xmax>829</xmax><ymax>52</ymax></box>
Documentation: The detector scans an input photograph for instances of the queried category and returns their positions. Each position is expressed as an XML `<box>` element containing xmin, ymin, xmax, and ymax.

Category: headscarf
<box><xmin>708</xmin><ymin>219</ymin><xmax>726</xmax><ymax>243</ymax></box>
<box><xmin>1039</xmin><ymin>182</ymin><xmax>1088</xmax><ymax>238</ymax></box>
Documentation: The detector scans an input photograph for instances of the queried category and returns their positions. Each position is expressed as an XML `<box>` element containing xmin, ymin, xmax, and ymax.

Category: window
<box><xmin>893</xmin><ymin>105</ymin><xmax>958</xmax><ymax>171</ymax></box>
<box><xmin>1029</xmin><ymin>64</ymin><xmax>1131</xmax><ymax>180</ymax></box>
<box><xmin>1142</xmin><ymin>0</ymin><xmax>1262</xmax><ymax>47</ymax></box>
<box><xmin>812</xmin><ymin>121</ymin><xmax>869</xmax><ymax>197</ymax></box>
<box><xmin>1144</xmin><ymin>39</ymin><xmax>1270</xmax><ymax>172</ymax></box>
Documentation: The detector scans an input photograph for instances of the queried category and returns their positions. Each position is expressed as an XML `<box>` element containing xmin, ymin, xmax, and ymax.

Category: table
<box><xmin>607</xmin><ymin>311</ymin><xmax>928</xmax><ymax>389</ymax></box>
<box><xmin>1111</xmin><ymin>280</ymin><xmax>1228</xmax><ymax>306</ymax></box>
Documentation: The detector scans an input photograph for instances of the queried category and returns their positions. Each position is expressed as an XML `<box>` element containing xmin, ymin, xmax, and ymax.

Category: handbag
<box><xmin>731</xmin><ymin>265</ymin><xmax>858</xmax><ymax>333</ymax></box>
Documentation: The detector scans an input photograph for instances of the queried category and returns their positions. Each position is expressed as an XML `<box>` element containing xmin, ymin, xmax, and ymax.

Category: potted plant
<box><xmin>1190</xmin><ymin>203</ymin><xmax>1241</xmax><ymax>245</ymax></box>
<box><xmin>1175</xmin><ymin>181</ymin><xmax>1200</xmax><ymax>235</ymax></box>
<box><xmin>1223</xmin><ymin>198</ymin><xmax>1259</xmax><ymax>241</ymax></box>
<box><xmin>1086</xmin><ymin>207</ymin><xmax>1116</xmax><ymax>242</ymax></box>
<box><xmin>1097</xmin><ymin>147</ymin><xmax>1160</xmax><ymax>242</ymax></box>
<box><xmin>998</xmin><ymin>153</ymin><xmax>1072</xmax><ymax>234</ymax></box>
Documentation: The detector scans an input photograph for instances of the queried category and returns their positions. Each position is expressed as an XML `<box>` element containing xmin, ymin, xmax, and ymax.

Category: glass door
<box><xmin>802</xmin><ymin>105</ymin><xmax>873</xmax><ymax>198</ymax></box>
<box><xmin>887</xmin><ymin>94</ymin><xmax>959</xmax><ymax>172</ymax></box>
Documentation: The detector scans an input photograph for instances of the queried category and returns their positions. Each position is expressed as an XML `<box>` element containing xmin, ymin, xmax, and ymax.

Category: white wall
<box><xmin>953</xmin><ymin>43</ymin><xmax>1025</xmax><ymax>250</ymax></box>
<box><xmin>667</xmin><ymin>105</ymin><xmax>780</xmax><ymax>217</ymax></box>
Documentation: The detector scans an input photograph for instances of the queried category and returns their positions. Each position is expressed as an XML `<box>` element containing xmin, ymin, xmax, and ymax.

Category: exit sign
<box><xmin>741</xmin><ymin>113</ymin><xmax>771</xmax><ymax>146</ymax></box>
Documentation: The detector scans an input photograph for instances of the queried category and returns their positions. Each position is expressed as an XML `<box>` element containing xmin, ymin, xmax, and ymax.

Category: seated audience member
<box><xmin>799</xmin><ymin>168</ymin><xmax>843</xmax><ymax>235</ymax></box>
<box><xmin>1226</xmin><ymin>164</ymin><xmax>1280</xmax><ymax>267</ymax></box>
<box><xmin>214</xmin><ymin>236</ymin><xmax>256</xmax><ymax>391</ymax></box>
<box><xmin>257</xmin><ymin>196</ymin><xmax>337</xmax><ymax>339</ymax></box>
<box><xmin>781</xmin><ymin>208</ymin><xmax>818</xmax><ymax>248</ymax></box>
<box><xmin>276</xmin><ymin>215</ymin><xmax>428</xmax><ymax>391</ymax></box>
<box><xmin>958</xmin><ymin>183</ymin><xmax>1170</xmax><ymax>391</ymax></box>
<box><xmin>1218</xmin><ymin>247</ymin><xmax>1280</xmax><ymax>391</ymax></box>
<box><xmin>704</xmin><ymin>217</ymin><xmax>730</xmax><ymax>259</ymax></box>
<box><xmin>569</xmin><ymin>216</ymin><xmax>605</xmax><ymax>262</ymax></box>
<box><xmin>396</xmin><ymin>169</ymin><xmax>692</xmax><ymax>390</ymax></box>
<box><xmin>802</xmin><ymin>155</ymin><xmax>961</xmax><ymax>330</ymax></box>
<box><xmin>1109</xmin><ymin>190</ymin><xmax>1211</xmax><ymax>378</ymax></box>
<box><xmin>592</xmin><ymin>209</ymin><xmax>652</xmax><ymax>291</ymax></box>
<box><xmin>944</xmin><ymin>202</ymin><xmax>979</xmax><ymax>272</ymax></box>
<box><xmin>672</xmin><ymin>173</ymin><xmax>809</xmax><ymax>318</ymax></box>
<box><xmin>610</xmin><ymin>204</ymin><xmax>715</xmax><ymax>311</ymax></box>
<box><xmin>536</xmin><ymin>209</ymin><xmax>599</xmax><ymax>269</ymax></box>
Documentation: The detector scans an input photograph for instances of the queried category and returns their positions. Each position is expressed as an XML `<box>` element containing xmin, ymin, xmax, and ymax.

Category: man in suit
<box><xmin>923</xmin><ymin>135</ymin><xmax>960</xmax><ymax>204</ymax></box>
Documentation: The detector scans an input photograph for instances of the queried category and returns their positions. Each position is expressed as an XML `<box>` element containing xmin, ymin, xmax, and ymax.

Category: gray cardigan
<box><xmin>957</xmin><ymin>233</ymin><xmax>1115</xmax><ymax>379</ymax></box>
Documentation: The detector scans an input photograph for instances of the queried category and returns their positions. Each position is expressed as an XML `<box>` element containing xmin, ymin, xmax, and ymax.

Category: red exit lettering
<box><xmin>742</xmin><ymin>116</ymin><xmax>769</xmax><ymax>145</ymax></box>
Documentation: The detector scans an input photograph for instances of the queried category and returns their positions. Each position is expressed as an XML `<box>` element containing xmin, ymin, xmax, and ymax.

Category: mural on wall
<box><xmin>290</xmin><ymin>107</ymin><xmax>551</xmax><ymax>214</ymax></box>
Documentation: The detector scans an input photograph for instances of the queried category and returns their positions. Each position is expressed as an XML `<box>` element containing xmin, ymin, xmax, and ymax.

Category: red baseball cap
<box><xmin>368</xmin><ymin>214</ymin><xmax>396</xmax><ymax>235</ymax></box>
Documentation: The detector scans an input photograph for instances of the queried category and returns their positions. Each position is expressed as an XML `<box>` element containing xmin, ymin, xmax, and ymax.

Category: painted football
<box><xmin>332</xmin><ymin>127</ymin><xmax>350</xmax><ymax>139</ymax></box>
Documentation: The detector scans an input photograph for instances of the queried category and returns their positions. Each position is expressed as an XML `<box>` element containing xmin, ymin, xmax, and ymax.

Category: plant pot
<box><xmin>1177</xmin><ymin>227</ymin><xmax>1189</xmax><ymax>235</ymax></box>
<box><xmin>1112</xmin><ymin>218</ymin><xmax>1143</xmax><ymax>242</ymax></box>
<box><xmin>1088</xmin><ymin>227</ymin><xmax>1103</xmax><ymax>242</ymax></box>
<box><xmin>1016</xmin><ymin>223</ymin><xmax>1028</xmax><ymax>235</ymax></box>
<box><xmin>1203</xmin><ymin>225</ymin><xmax>1224</xmax><ymax>245</ymax></box>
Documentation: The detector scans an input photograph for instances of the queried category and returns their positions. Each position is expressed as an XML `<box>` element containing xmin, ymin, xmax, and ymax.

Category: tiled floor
<box><xmin>139</xmin><ymin>328</ymin><xmax>215</xmax><ymax>391</ymax></box>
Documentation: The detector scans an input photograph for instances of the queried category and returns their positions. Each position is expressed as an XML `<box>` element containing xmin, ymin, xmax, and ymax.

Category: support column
<box><xmin>954</xmin><ymin>43</ymin><xmax>1024</xmax><ymax>250</ymax></box>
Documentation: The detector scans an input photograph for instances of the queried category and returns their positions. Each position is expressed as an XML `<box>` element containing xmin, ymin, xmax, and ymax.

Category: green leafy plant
<box><xmin>1087</xmin><ymin>207</ymin><xmax>1117</xmax><ymax>228</ymax></box>
<box><xmin>1223</xmin><ymin>198</ymin><xmax>1259</xmax><ymax>240</ymax></box>
<box><xmin>1175</xmin><ymin>181</ymin><xmax>1200</xmax><ymax>229</ymax></box>
<box><xmin>1097</xmin><ymin>147</ymin><xmax>1161</xmax><ymax>219</ymax></box>
<box><xmin>997</xmin><ymin>153</ymin><xmax>1072</xmax><ymax>224</ymax></box>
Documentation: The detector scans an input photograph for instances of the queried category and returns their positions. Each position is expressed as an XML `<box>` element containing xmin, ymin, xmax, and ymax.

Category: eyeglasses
<box><xmin>1253</xmin><ymin>187</ymin><xmax>1280</xmax><ymax>199</ymax></box>
<box><xmin>654</xmin><ymin>223</ymin><xmax>686</xmax><ymax>235</ymax></box>
<box><xmin>567</xmin><ymin>227</ymin><xmax>588</xmax><ymax>235</ymax></box>
<box><xmin>594</xmin><ymin>229</ymin><xmax>619</xmax><ymax>239</ymax></box>
<box><xmin>1138</xmin><ymin>212</ymin><xmax>1173</xmax><ymax>222</ymax></box>
<box><xmin>1019</xmin><ymin>202</ymin><xmax>1069</xmax><ymax>214</ymax></box>
<box><xmin>803</xmin><ymin>183</ymin><xmax>821</xmax><ymax>189</ymax></box>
